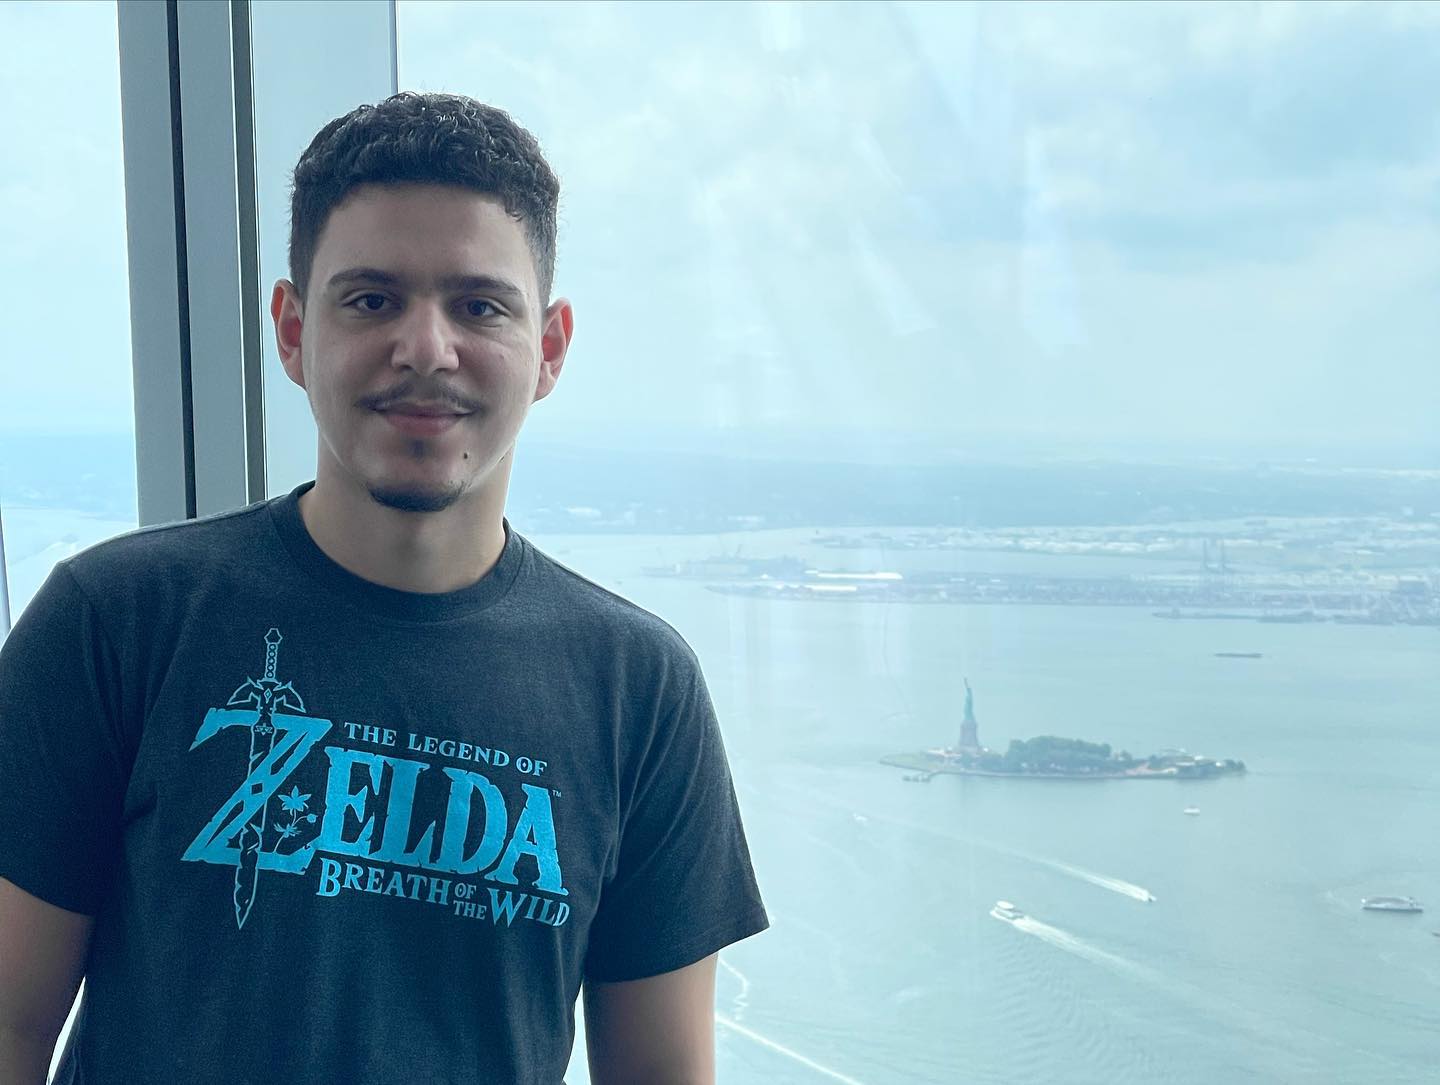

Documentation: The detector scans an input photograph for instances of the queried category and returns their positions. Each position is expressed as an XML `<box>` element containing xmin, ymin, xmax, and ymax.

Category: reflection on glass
<box><xmin>0</xmin><ymin>0</ymin><xmax>137</xmax><ymax>622</ymax></box>
<box><xmin>399</xmin><ymin>2</ymin><xmax>1440</xmax><ymax>1080</ymax></box>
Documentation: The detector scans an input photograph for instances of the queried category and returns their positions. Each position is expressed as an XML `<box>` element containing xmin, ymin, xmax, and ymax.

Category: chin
<box><xmin>366</xmin><ymin>480</ymin><xmax>466</xmax><ymax>513</ymax></box>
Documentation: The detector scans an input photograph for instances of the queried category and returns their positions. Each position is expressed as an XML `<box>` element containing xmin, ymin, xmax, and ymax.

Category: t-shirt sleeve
<box><xmin>0</xmin><ymin>562</ymin><xmax>128</xmax><ymax>915</ymax></box>
<box><xmin>583</xmin><ymin>654</ymin><xmax>769</xmax><ymax>983</ymax></box>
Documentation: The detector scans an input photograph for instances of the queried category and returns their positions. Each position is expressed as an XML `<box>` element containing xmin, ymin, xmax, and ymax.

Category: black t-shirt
<box><xmin>0</xmin><ymin>483</ymin><xmax>768</xmax><ymax>1083</ymax></box>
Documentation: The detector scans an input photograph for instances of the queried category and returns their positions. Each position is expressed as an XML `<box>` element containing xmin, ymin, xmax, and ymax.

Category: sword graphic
<box><xmin>227</xmin><ymin>628</ymin><xmax>306</xmax><ymax>929</ymax></box>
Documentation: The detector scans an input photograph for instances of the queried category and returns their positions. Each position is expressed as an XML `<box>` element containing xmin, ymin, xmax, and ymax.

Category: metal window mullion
<box><xmin>231</xmin><ymin>0</ymin><xmax>267</xmax><ymax>504</ymax></box>
<box><xmin>118</xmin><ymin>0</ymin><xmax>193</xmax><ymax>527</ymax></box>
<box><xmin>119</xmin><ymin>0</ymin><xmax>264</xmax><ymax>528</ymax></box>
<box><xmin>175</xmin><ymin>0</ymin><xmax>260</xmax><ymax>519</ymax></box>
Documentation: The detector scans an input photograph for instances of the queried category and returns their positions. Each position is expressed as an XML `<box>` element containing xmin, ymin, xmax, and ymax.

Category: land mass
<box><xmin>882</xmin><ymin>735</ymin><xmax>1246</xmax><ymax>780</ymax></box>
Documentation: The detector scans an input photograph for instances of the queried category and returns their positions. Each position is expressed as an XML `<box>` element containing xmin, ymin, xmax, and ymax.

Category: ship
<box><xmin>992</xmin><ymin>900</ymin><xmax>1024</xmax><ymax>921</ymax></box>
<box><xmin>1361</xmin><ymin>896</ymin><xmax>1423</xmax><ymax>913</ymax></box>
<box><xmin>1183</xmin><ymin>806</ymin><xmax>1201</xmax><ymax>816</ymax></box>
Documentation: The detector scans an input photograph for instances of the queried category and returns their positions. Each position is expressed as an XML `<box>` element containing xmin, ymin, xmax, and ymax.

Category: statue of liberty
<box><xmin>958</xmin><ymin>678</ymin><xmax>980</xmax><ymax>752</ymax></box>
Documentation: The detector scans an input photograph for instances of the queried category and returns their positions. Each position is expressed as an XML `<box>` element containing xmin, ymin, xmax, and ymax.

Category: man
<box><xmin>0</xmin><ymin>92</ymin><xmax>768</xmax><ymax>1084</ymax></box>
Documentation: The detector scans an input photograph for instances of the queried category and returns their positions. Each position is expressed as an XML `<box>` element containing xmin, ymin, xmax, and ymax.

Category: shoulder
<box><xmin>59</xmin><ymin>498</ymin><xmax>275</xmax><ymax>608</ymax></box>
<box><xmin>513</xmin><ymin>534</ymin><xmax>703</xmax><ymax>678</ymax></box>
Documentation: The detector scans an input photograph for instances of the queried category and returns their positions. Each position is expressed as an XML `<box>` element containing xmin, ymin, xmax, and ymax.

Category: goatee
<box><xmin>367</xmin><ymin>483</ymin><xmax>464</xmax><ymax>513</ymax></box>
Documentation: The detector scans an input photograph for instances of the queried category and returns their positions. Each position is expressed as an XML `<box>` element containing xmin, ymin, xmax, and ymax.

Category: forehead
<box><xmin>312</xmin><ymin>183</ymin><xmax>536</xmax><ymax>299</ymax></box>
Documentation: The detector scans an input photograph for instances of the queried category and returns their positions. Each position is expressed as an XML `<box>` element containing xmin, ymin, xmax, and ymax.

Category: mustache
<box><xmin>357</xmin><ymin>381</ymin><xmax>482</xmax><ymax>413</ymax></box>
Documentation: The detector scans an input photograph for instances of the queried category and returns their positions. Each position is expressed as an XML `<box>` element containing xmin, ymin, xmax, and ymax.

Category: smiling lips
<box><xmin>375</xmin><ymin>402</ymin><xmax>471</xmax><ymax>438</ymax></box>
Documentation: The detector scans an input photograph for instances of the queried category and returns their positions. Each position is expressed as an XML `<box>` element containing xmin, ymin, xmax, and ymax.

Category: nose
<box><xmin>388</xmin><ymin>298</ymin><xmax>461</xmax><ymax>376</ymax></box>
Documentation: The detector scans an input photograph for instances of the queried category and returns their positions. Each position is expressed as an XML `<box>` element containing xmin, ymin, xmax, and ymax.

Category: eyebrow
<box><xmin>325</xmin><ymin>267</ymin><xmax>528</xmax><ymax>307</ymax></box>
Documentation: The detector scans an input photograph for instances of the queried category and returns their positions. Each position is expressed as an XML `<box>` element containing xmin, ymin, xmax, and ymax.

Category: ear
<box><xmin>271</xmin><ymin>280</ymin><xmax>307</xmax><ymax>390</ymax></box>
<box><xmin>532</xmin><ymin>297</ymin><xmax>575</xmax><ymax>403</ymax></box>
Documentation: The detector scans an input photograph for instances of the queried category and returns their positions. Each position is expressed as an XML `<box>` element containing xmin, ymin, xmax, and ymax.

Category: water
<box><xmin>545</xmin><ymin>529</ymin><xmax>1440</xmax><ymax>1084</ymax></box>
<box><xmin>1</xmin><ymin>507</ymin><xmax>138</xmax><ymax>619</ymax></box>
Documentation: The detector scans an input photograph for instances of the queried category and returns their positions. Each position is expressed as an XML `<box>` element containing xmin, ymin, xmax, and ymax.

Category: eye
<box><xmin>462</xmin><ymin>298</ymin><xmax>498</xmax><ymax>319</ymax></box>
<box><xmin>347</xmin><ymin>293</ymin><xmax>390</xmax><ymax>313</ymax></box>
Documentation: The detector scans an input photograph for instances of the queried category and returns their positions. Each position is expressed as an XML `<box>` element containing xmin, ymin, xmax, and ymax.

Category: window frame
<box><xmin>116</xmin><ymin>0</ymin><xmax>396</xmax><ymax>525</ymax></box>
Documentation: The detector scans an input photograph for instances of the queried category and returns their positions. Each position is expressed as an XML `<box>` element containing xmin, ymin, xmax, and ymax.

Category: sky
<box><xmin>2</xmin><ymin>0</ymin><xmax>1438</xmax><ymax>464</ymax></box>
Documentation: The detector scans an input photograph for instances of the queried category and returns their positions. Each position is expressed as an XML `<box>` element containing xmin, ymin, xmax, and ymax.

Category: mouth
<box><xmin>373</xmin><ymin>404</ymin><xmax>472</xmax><ymax>438</ymax></box>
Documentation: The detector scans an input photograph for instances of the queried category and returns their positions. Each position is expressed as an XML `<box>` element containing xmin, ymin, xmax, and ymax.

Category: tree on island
<box><xmin>979</xmin><ymin>735</ymin><xmax>1139</xmax><ymax>775</ymax></box>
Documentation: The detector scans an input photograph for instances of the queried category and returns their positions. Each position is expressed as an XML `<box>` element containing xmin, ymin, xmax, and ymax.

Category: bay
<box><xmin>546</xmin><ymin>529</ymin><xmax>1440</xmax><ymax>1084</ymax></box>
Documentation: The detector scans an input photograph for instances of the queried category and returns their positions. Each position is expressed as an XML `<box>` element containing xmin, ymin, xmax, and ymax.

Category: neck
<box><xmin>298</xmin><ymin>460</ymin><xmax>510</xmax><ymax>594</ymax></box>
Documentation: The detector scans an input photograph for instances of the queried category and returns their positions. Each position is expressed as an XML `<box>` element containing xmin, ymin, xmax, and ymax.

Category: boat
<box><xmin>1361</xmin><ymin>896</ymin><xmax>1423</xmax><ymax>913</ymax></box>
<box><xmin>992</xmin><ymin>900</ymin><xmax>1024</xmax><ymax>920</ymax></box>
<box><xmin>902</xmin><ymin>771</ymin><xmax>934</xmax><ymax>783</ymax></box>
<box><xmin>1183</xmin><ymin>806</ymin><xmax>1201</xmax><ymax>816</ymax></box>
<box><xmin>1214</xmin><ymin>652</ymin><xmax>1262</xmax><ymax>659</ymax></box>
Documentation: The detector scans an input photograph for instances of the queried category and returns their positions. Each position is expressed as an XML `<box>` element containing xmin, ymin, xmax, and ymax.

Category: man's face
<box><xmin>272</xmin><ymin>183</ymin><xmax>571</xmax><ymax>513</ymax></box>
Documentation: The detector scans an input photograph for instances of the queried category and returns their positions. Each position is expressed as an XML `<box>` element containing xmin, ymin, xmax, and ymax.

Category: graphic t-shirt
<box><xmin>0</xmin><ymin>483</ymin><xmax>769</xmax><ymax>1084</ymax></box>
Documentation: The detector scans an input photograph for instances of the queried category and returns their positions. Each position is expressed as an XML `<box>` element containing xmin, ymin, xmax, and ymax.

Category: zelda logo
<box><xmin>182</xmin><ymin>629</ymin><xmax>566</xmax><ymax>929</ymax></box>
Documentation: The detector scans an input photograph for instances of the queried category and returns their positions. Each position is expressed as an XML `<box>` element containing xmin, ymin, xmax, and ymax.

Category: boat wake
<box><xmin>1028</xmin><ymin>856</ymin><xmax>1156</xmax><ymax>903</ymax></box>
<box><xmin>995</xmin><ymin>910</ymin><xmax>1165</xmax><ymax>985</ymax></box>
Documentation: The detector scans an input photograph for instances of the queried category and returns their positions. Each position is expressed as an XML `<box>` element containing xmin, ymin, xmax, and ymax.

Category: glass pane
<box><xmin>0</xmin><ymin>0</ymin><xmax>136</xmax><ymax>628</ymax></box>
<box><xmin>250</xmin><ymin>0</ymin><xmax>394</xmax><ymax>498</ymax></box>
<box><xmin>398</xmin><ymin>3</ymin><xmax>1440</xmax><ymax>1081</ymax></box>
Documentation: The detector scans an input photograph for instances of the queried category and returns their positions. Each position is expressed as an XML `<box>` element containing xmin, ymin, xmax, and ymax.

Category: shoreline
<box><xmin>880</xmin><ymin>753</ymin><xmax>1238</xmax><ymax>781</ymax></box>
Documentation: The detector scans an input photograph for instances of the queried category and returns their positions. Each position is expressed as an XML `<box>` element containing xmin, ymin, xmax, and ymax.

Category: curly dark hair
<box><xmin>288</xmin><ymin>91</ymin><xmax>560</xmax><ymax>309</ymax></box>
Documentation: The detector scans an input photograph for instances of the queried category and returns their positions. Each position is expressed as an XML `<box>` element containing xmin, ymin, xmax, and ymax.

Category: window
<box><xmin>0</xmin><ymin>7</ymin><xmax>136</xmax><ymax>1075</ymax></box>
<box><xmin>399</xmin><ymin>2</ymin><xmax>1440</xmax><ymax>1080</ymax></box>
<box><xmin>0</xmin><ymin>0</ymin><xmax>137</xmax><ymax>629</ymax></box>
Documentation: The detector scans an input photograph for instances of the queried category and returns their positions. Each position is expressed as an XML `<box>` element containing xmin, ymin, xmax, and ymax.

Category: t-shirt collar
<box><xmin>267</xmin><ymin>481</ymin><xmax>523</xmax><ymax>623</ymax></box>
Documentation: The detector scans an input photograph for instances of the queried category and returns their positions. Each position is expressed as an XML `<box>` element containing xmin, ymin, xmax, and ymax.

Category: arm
<box><xmin>0</xmin><ymin>877</ymin><xmax>92</xmax><ymax>1085</ymax></box>
<box><xmin>583</xmin><ymin>953</ymin><xmax>718</xmax><ymax>1085</ymax></box>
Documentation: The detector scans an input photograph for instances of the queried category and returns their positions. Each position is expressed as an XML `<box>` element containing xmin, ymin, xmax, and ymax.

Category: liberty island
<box><xmin>882</xmin><ymin>680</ymin><xmax>1247</xmax><ymax>781</ymax></box>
